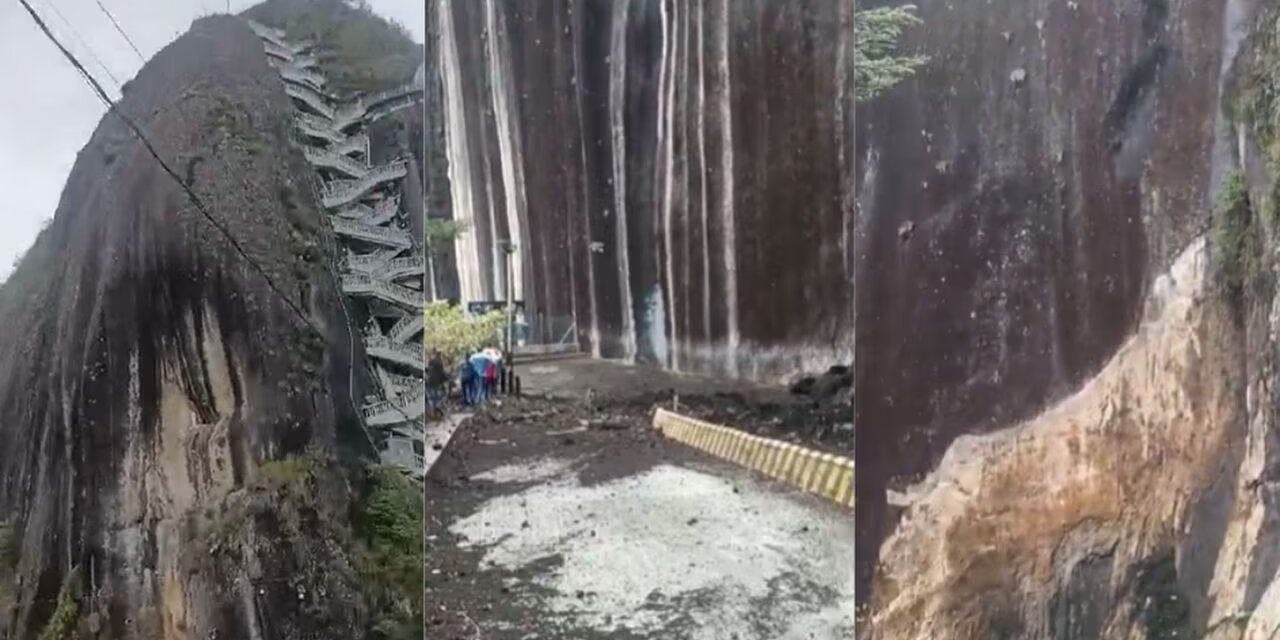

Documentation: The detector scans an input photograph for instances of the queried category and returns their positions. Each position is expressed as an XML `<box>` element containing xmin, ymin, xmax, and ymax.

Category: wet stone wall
<box><xmin>428</xmin><ymin>0</ymin><xmax>856</xmax><ymax>382</ymax></box>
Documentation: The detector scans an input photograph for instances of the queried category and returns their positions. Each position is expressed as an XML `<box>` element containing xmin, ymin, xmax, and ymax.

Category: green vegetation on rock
<box><xmin>0</xmin><ymin>524</ymin><xmax>16</xmax><ymax>571</ymax></box>
<box><xmin>424</xmin><ymin>219</ymin><xmax>468</xmax><ymax>301</ymax></box>
<box><xmin>36</xmin><ymin>569</ymin><xmax>81</xmax><ymax>640</ymax></box>
<box><xmin>855</xmin><ymin>5</ymin><xmax>929</xmax><ymax>102</ymax></box>
<box><xmin>1232</xmin><ymin>7</ymin><xmax>1280</xmax><ymax>172</ymax></box>
<box><xmin>258</xmin><ymin>454</ymin><xmax>320</xmax><ymax>498</ymax></box>
<box><xmin>1213</xmin><ymin>171</ymin><xmax>1266</xmax><ymax>299</ymax></box>
<box><xmin>353</xmin><ymin>467</ymin><xmax>422</xmax><ymax>640</ymax></box>
<box><xmin>274</xmin><ymin>0</ymin><xmax>421</xmax><ymax>95</ymax></box>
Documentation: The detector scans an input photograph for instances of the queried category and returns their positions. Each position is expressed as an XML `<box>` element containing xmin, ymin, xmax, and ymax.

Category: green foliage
<box><xmin>1232</xmin><ymin>9</ymin><xmax>1280</xmax><ymax>170</ymax></box>
<box><xmin>423</xmin><ymin>218</ymin><xmax>467</xmax><ymax>251</ymax></box>
<box><xmin>257</xmin><ymin>455</ymin><xmax>320</xmax><ymax>500</ymax></box>
<box><xmin>855</xmin><ymin>6</ymin><xmax>929</xmax><ymax>102</ymax></box>
<box><xmin>424</xmin><ymin>301</ymin><xmax>507</xmax><ymax>364</ymax></box>
<box><xmin>36</xmin><ymin>569</ymin><xmax>81</xmax><ymax>640</ymax></box>
<box><xmin>353</xmin><ymin>467</ymin><xmax>422</xmax><ymax>640</ymax></box>
<box><xmin>278</xmin><ymin>1</ymin><xmax>421</xmax><ymax>96</ymax></box>
<box><xmin>0</xmin><ymin>524</ymin><xmax>16</xmax><ymax>571</ymax></box>
<box><xmin>1213</xmin><ymin>171</ymin><xmax>1266</xmax><ymax>298</ymax></box>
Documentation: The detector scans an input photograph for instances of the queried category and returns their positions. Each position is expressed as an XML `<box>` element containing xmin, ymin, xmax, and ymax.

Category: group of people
<box><xmin>424</xmin><ymin>347</ymin><xmax>506</xmax><ymax>411</ymax></box>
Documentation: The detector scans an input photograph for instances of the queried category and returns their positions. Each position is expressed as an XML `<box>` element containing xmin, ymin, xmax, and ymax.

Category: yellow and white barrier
<box><xmin>653</xmin><ymin>408</ymin><xmax>853</xmax><ymax>508</ymax></box>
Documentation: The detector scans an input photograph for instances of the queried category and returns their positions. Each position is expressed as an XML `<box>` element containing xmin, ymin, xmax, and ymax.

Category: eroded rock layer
<box><xmin>854</xmin><ymin>0</ymin><xmax>1280</xmax><ymax>638</ymax></box>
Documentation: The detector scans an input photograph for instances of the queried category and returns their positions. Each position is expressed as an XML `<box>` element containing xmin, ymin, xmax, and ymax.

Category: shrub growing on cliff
<box><xmin>258</xmin><ymin>455</ymin><xmax>320</xmax><ymax>499</ymax></box>
<box><xmin>354</xmin><ymin>467</ymin><xmax>422</xmax><ymax>640</ymax></box>
<box><xmin>423</xmin><ymin>219</ymin><xmax>468</xmax><ymax>301</ymax></box>
<box><xmin>276</xmin><ymin>0</ymin><xmax>421</xmax><ymax>95</ymax></box>
<box><xmin>0</xmin><ymin>524</ymin><xmax>16</xmax><ymax>571</ymax></box>
<box><xmin>1213</xmin><ymin>171</ymin><xmax>1265</xmax><ymax>298</ymax></box>
<box><xmin>855</xmin><ymin>5</ymin><xmax>929</xmax><ymax>102</ymax></box>
<box><xmin>36</xmin><ymin>569</ymin><xmax>81</xmax><ymax>640</ymax></box>
<box><xmin>424</xmin><ymin>301</ymin><xmax>507</xmax><ymax>364</ymax></box>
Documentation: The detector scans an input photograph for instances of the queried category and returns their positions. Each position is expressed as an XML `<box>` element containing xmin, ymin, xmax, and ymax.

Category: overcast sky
<box><xmin>0</xmin><ymin>0</ymin><xmax>423</xmax><ymax>280</ymax></box>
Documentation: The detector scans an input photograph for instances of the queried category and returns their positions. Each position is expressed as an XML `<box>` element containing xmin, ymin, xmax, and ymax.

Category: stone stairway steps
<box><xmin>341</xmin><ymin>273</ymin><xmax>423</xmax><ymax>310</ymax></box>
<box><xmin>251</xmin><ymin>18</ymin><xmax>426</xmax><ymax>478</ymax></box>
<box><xmin>320</xmin><ymin>161</ymin><xmax>408</xmax><ymax>209</ymax></box>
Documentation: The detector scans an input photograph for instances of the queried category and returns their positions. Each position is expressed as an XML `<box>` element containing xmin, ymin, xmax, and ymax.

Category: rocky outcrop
<box><xmin>0</xmin><ymin>10</ymin><xmax>416</xmax><ymax>639</ymax></box>
<box><xmin>853</xmin><ymin>0</ymin><xmax>1280</xmax><ymax>637</ymax></box>
<box><xmin>427</xmin><ymin>0</ymin><xmax>856</xmax><ymax>383</ymax></box>
<box><xmin>856</xmin><ymin>0</ymin><xmax>1233</xmax><ymax>614</ymax></box>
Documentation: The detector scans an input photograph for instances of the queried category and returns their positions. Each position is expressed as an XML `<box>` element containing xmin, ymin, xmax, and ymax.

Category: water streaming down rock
<box><xmin>853</xmin><ymin>0</ymin><xmax>1280</xmax><ymax>637</ymax></box>
<box><xmin>425</xmin><ymin>0</ymin><xmax>856</xmax><ymax>382</ymax></box>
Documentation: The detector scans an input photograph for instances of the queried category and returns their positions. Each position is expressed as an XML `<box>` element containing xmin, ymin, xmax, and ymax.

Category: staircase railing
<box><xmin>279</xmin><ymin>65</ymin><xmax>327</xmax><ymax>91</ymax></box>
<box><xmin>303</xmin><ymin>147</ymin><xmax>369</xmax><ymax>178</ymax></box>
<box><xmin>320</xmin><ymin>160</ymin><xmax>407</xmax><ymax>208</ymax></box>
<box><xmin>390</xmin><ymin>313</ymin><xmax>424</xmax><ymax>342</ymax></box>
<box><xmin>341</xmin><ymin>273</ymin><xmax>423</xmax><ymax>308</ymax></box>
<box><xmin>284</xmin><ymin>84</ymin><xmax>334</xmax><ymax>119</ymax></box>
<box><xmin>364</xmin><ymin>333</ymin><xmax>425</xmax><ymax>368</ymax></box>
<box><xmin>331</xmin><ymin>218</ymin><xmax>412</xmax><ymax>248</ymax></box>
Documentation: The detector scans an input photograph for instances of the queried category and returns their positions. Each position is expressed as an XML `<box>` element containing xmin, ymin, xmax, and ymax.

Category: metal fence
<box><xmin>522</xmin><ymin>313</ymin><xmax>577</xmax><ymax>348</ymax></box>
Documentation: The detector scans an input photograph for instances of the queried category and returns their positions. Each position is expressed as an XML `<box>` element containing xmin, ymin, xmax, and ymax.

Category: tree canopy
<box><xmin>855</xmin><ymin>5</ymin><xmax>928</xmax><ymax>102</ymax></box>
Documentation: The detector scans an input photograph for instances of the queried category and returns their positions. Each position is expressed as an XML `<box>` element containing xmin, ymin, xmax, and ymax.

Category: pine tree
<box><xmin>855</xmin><ymin>5</ymin><xmax>928</xmax><ymax>102</ymax></box>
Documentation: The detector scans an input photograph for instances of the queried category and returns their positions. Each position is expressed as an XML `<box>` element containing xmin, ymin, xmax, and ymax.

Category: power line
<box><xmin>93</xmin><ymin>0</ymin><xmax>145</xmax><ymax>65</ymax></box>
<box><xmin>17</xmin><ymin>0</ymin><xmax>321</xmax><ymax>335</ymax></box>
<box><xmin>40</xmin><ymin>0</ymin><xmax>122</xmax><ymax>93</ymax></box>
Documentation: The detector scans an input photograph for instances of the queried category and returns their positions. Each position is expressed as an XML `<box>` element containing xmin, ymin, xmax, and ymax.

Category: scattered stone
<box><xmin>687</xmin><ymin>517</ymin><xmax>699</xmax><ymax>526</ymax></box>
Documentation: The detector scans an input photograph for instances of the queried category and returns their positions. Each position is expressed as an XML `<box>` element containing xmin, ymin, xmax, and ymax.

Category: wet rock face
<box><xmin>855</xmin><ymin>0</ymin><xmax>1229</xmax><ymax>609</ymax></box>
<box><xmin>0</xmin><ymin>16</ymin><xmax>369</xmax><ymax>639</ymax></box>
<box><xmin>429</xmin><ymin>0</ymin><xmax>856</xmax><ymax>382</ymax></box>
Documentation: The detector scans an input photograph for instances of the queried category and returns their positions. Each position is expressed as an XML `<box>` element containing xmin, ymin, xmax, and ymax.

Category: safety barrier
<box><xmin>652</xmin><ymin>408</ymin><xmax>853</xmax><ymax>508</ymax></box>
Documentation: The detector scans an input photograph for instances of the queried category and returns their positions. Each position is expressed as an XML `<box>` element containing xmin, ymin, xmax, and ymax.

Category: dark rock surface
<box><xmin>854</xmin><ymin>0</ymin><xmax>1259</xmax><ymax>635</ymax></box>
<box><xmin>427</xmin><ymin>0</ymin><xmax>856</xmax><ymax>383</ymax></box>
<box><xmin>0</xmin><ymin>13</ymin><xmax>393</xmax><ymax>639</ymax></box>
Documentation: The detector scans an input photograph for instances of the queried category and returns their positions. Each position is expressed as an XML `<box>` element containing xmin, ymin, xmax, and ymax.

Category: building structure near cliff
<box><xmin>245</xmin><ymin>18</ymin><xmax>426</xmax><ymax>477</ymax></box>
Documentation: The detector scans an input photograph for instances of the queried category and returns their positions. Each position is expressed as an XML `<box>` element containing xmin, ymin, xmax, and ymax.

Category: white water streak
<box><xmin>438</xmin><ymin>0</ymin><xmax>484</xmax><ymax>303</ymax></box>
<box><xmin>570</xmin><ymin>0</ymin><xmax>599</xmax><ymax>356</ymax></box>
<box><xmin>658</xmin><ymin>0</ymin><xmax>679</xmax><ymax>370</ymax></box>
<box><xmin>484</xmin><ymin>0</ymin><xmax>529</xmax><ymax>304</ymax></box>
<box><xmin>610</xmin><ymin>0</ymin><xmax>637</xmax><ymax>361</ymax></box>
<box><xmin>715</xmin><ymin>0</ymin><xmax>739</xmax><ymax>377</ymax></box>
<box><xmin>696</xmin><ymin>1</ymin><xmax>711</xmax><ymax>343</ymax></box>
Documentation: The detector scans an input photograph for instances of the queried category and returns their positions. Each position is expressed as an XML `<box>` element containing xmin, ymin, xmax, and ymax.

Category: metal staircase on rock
<box><xmin>246</xmin><ymin>18</ymin><xmax>426</xmax><ymax>478</ymax></box>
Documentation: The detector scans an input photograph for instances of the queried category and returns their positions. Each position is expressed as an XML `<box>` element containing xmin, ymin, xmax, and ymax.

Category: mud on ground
<box><xmin>425</xmin><ymin>392</ymin><xmax>853</xmax><ymax>638</ymax></box>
